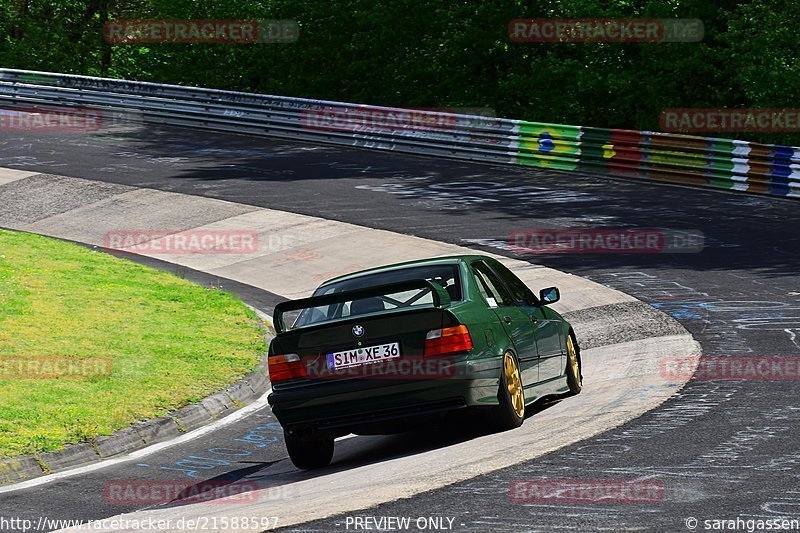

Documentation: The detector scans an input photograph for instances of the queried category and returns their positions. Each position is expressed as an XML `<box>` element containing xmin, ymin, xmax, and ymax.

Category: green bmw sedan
<box><xmin>267</xmin><ymin>255</ymin><xmax>582</xmax><ymax>469</ymax></box>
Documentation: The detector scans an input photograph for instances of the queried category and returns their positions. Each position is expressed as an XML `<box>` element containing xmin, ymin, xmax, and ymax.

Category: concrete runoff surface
<box><xmin>0</xmin><ymin>170</ymin><xmax>636</xmax><ymax>309</ymax></box>
<box><xmin>0</xmin><ymin>168</ymin><xmax>698</xmax><ymax>531</ymax></box>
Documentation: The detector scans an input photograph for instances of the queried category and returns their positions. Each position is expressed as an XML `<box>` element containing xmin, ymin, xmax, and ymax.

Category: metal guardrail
<box><xmin>0</xmin><ymin>69</ymin><xmax>797</xmax><ymax>199</ymax></box>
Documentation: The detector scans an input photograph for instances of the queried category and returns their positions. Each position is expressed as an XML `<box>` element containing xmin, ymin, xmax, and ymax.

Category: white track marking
<box><xmin>0</xmin><ymin>387</ymin><xmax>273</xmax><ymax>495</ymax></box>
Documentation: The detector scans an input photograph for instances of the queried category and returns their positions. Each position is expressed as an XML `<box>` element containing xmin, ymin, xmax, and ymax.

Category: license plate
<box><xmin>326</xmin><ymin>342</ymin><xmax>400</xmax><ymax>370</ymax></box>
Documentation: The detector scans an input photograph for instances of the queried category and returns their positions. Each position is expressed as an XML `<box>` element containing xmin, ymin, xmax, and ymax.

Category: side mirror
<box><xmin>539</xmin><ymin>287</ymin><xmax>560</xmax><ymax>304</ymax></box>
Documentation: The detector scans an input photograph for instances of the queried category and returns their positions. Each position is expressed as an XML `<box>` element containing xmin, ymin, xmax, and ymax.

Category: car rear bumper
<box><xmin>268</xmin><ymin>359</ymin><xmax>501</xmax><ymax>435</ymax></box>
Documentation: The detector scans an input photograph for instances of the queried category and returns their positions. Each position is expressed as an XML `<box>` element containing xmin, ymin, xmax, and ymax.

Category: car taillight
<box><xmin>425</xmin><ymin>325</ymin><xmax>473</xmax><ymax>357</ymax></box>
<box><xmin>268</xmin><ymin>353</ymin><xmax>307</xmax><ymax>382</ymax></box>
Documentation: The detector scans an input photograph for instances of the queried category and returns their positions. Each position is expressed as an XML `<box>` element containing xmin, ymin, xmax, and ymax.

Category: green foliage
<box><xmin>0</xmin><ymin>0</ymin><xmax>795</xmax><ymax>144</ymax></box>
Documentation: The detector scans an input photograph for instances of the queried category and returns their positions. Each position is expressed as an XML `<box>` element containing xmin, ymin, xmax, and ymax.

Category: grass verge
<box><xmin>0</xmin><ymin>229</ymin><xmax>268</xmax><ymax>459</ymax></box>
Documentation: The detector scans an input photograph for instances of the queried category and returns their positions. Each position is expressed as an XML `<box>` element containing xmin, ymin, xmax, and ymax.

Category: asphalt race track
<box><xmin>1</xmin><ymin>123</ymin><xmax>799</xmax><ymax>532</ymax></box>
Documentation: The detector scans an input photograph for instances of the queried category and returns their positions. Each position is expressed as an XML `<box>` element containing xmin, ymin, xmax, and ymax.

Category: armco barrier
<box><xmin>0</xmin><ymin>69</ymin><xmax>797</xmax><ymax>199</ymax></box>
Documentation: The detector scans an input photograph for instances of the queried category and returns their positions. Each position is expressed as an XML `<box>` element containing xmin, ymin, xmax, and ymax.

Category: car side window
<box><xmin>487</xmin><ymin>260</ymin><xmax>538</xmax><ymax>306</ymax></box>
<box><xmin>471</xmin><ymin>261</ymin><xmax>515</xmax><ymax>307</ymax></box>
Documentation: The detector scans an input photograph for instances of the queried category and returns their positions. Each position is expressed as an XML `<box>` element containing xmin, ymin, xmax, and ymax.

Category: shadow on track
<box><xmin>10</xmin><ymin>122</ymin><xmax>795</xmax><ymax>279</ymax></box>
<box><xmin>154</xmin><ymin>396</ymin><xmax>566</xmax><ymax>509</ymax></box>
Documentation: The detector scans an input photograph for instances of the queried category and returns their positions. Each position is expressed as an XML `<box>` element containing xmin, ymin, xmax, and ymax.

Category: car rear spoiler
<box><xmin>273</xmin><ymin>279</ymin><xmax>452</xmax><ymax>334</ymax></box>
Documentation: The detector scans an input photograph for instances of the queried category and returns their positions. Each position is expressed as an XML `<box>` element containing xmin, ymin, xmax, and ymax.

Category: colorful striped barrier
<box><xmin>0</xmin><ymin>69</ymin><xmax>797</xmax><ymax>200</ymax></box>
<box><xmin>517</xmin><ymin>123</ymin><xmax>799</xmax><ymax>198</ymax></box>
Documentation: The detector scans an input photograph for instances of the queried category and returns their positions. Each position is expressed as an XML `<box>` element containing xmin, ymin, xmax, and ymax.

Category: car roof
<box><xmin>317</xmin><ymin>254</ymin><xmax>493</xmax><ymax>288</ymax></box>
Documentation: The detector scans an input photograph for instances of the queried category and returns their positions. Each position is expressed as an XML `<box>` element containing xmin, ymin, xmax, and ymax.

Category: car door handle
<box><xmin>502</xmin><ymin>315</ymin><xmax>513</xmax><ymax>324</ymax></box>
<box><xmin>530</xmin><ymin>315</ymin><xmax>538</xmax><ymax>323</ymax></box>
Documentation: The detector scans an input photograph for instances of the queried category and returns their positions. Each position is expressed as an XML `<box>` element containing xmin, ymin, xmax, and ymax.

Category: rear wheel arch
<box><xmin>567</xmin><ymin>328</ymin><xmax>582</xmax><ymax>367</ymax></box>
<box><xmin>565</xmin><ymin>328</ymin><xmax>583</xmax><ymax>394</ymax></box>
<box><xmin>500</xmin><ymin>347</ymin><xmax>520</xmax><ymax>374</ymax></box>
<box><xmin>492</xmin><ymin>349</ymin><xmax>525</xmax><ymax>430</ymax></box>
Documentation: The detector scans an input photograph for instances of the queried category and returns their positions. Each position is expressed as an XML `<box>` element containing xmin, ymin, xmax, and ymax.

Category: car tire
<box><xmin>494</xmin><ymin>351</ymin><xmax>525</xmax><ymax>431</ymax></box>
<box><xmin>284</xmin><ymin>431</ymin><xmax>334</xmax><ymax>469</ymax></box>
<box><xmin>566</xmin><ymin>333</ymin><xmax>582</xmax><ymax>395</ymax></box>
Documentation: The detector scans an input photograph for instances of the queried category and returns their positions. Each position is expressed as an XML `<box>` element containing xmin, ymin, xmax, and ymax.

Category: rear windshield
<box><xmin>287</xmin><ymin>264</ymin><xmax>461</xmax><ymax>330</ymax></box>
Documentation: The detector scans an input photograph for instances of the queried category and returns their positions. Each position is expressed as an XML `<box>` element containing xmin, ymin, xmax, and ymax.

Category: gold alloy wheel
<box><xmin>567</xmin><ymin>336</ymin><xmax>581</xmax><ymax>387</ymax></box>
<box><xmin>503</xmin><ymin>353</ymin><xmax>525</xmax><ymax>418</ymax></box>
